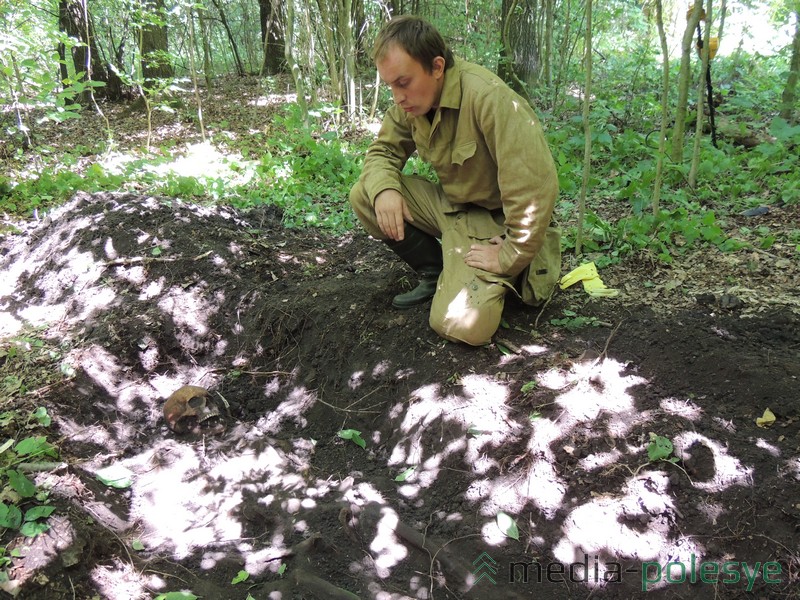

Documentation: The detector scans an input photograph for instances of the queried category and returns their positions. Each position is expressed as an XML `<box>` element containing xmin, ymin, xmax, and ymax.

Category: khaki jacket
<box><xmin>361</xmin><ymin>58</ymin><xmax>559</xmax><ymax>278</ymax></box>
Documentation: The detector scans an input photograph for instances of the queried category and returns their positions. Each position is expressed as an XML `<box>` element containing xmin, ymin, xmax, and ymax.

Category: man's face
<box><xmin>376</xmin><ymin>44</ymin><xmax>445</xmax><ymax>118</ymax></box>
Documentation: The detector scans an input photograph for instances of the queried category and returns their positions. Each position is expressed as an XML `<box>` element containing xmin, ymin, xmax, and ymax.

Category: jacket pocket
<box><xmin>518</xmin><ymin>226</ymin><xmax>562</xmax><ymax>306</ymax></box>
<box><xmin>451</xmin><ymin>141</ymin><xmax>477</xmax><ymax>165</ymax></box>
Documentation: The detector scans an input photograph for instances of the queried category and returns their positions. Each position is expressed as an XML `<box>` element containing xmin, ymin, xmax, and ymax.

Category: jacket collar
<box><xmin>437</xmin><ymin>59</ymin><xmax>463</xmax><ymax>110</ymax></box>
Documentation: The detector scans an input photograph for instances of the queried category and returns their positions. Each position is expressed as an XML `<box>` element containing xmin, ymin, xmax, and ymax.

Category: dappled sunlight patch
<box><xmin>754</xmin><ymin>438</ymin><xmax>781</xmax><ymax>457</ymax></box>
<box><xmin>673</xmin><ymin>432</ymin><xmax>754</xmax><ymax>492</ymax></box>
<box><xmin>387</xmin><ymin>375</ymin><xmax>514</xmax><ymax>488</ymax></box>
<box><xmin>157</xmin><ymin>285</ymin><xmax>221</xmax><ymax>337</ymax></box>
<box><xmin>91</xmin><ymin>560</ymin><xmax>163</xmax><ymax>600</ymax></box>
<box><xmin>259</xmin><ymin>386</ymin><xmax>317</xmax><ymax>432</ymax></box>
<box><xmin>660</xmin><ymin>397</ymin><xmax>704</xmax><ymax>420</ymax></box>
<box><xmin>519</xmin><ymin>343</ymin><xmax>549</xmax><ymax>355</ymax></box>
<box><xmin>580</xmin><ymin>448</ymin><xmax>624</xmax><ymax>470</ymax></box>
<box><xmin>784</xmin><ymin>456</ymin><xmax>800</xmax><ymax>480</ymax></box>
<box><xmin>340</xmin><ymin>479</ymin><xmax>387</xmax><ymax>507</ymax></box>
<box><xmin>553</xmin><ymin>358</ymin><xmax>647</xmax><ymax>426</ymax></box>
<box><xmin>552</xmin><ymin>472</ymin><xmax>700</xmax><ymax>586</ymax></box>
<box><xmin>368</xmin><ymin>507</ymin><xmax>409</xmax><ymax>577</ymax></box>
<box><xmin>142</xmin><ymin>141</ymin><xmax>250</xmax><ymax>182</ymax></box>
<box><xmin>250</xmin><ymin>92</ymin><xmax>298</xmax><ymax>107</ymax></box>
<box><xmin>56</xmin><ymin>418</ymin><xmax>114</xmax><ymax>447</ymax></box>
<box><xmin>472</xmin><ymin>456</ymin><xmax>567</xmax><ymax>519</ymax></box>
<box><xmin>123</xmin><ymin>431</ymin><xmax>317</xmax><ymax>560</ymax></box>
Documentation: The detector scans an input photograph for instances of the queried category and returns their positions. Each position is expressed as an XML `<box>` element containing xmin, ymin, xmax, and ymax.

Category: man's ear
<box><xmin>432</xmin><ymin>56</ymin><xmax>446</xmax><ymax>79</ymax></box>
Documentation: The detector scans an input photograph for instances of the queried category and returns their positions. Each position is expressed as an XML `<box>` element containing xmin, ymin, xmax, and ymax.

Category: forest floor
<box><xmin>0</xmin><ymin>80</ymin><xmax>798</xmax><ymax>600</ymax></box>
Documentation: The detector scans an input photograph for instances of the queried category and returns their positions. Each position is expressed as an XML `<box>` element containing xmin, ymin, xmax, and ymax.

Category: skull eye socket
<box><xmin>188</xmin><ymin>396</ymin><xmax>206</xmax><ymax>409</ymax></box>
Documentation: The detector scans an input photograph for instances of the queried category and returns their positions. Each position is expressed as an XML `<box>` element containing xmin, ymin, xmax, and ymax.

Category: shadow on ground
<box><xmin>0</xmin><ymin>192</ymin><xmax>797</xmax><ymax>599</ymax></box>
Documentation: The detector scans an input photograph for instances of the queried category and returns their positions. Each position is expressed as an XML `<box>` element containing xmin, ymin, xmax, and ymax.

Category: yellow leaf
<box><xmin>756</xmin><ymin>408</ymin><xmax>776</xmax><ymax>428</ymax></box>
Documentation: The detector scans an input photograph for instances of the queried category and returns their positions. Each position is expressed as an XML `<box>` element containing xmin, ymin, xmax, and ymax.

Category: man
<box><xmin>349</xmin><ymin>15</ymin><xmax>561</xmax><ymax>346</ymax></box>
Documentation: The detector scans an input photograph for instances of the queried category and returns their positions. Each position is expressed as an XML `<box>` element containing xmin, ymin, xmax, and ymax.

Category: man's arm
<box><xmin>474</xmin><ymin>87</ymin><xmax>558</xmax><ymax>276</ymax></box>
<box><xmin>361</xmin><ymin>106</ymin><xmax>417</xmax><ymax>208</ymax></box>
<box><xmin>359</xmin><ymin>105</ymin><xmax>418</xmax><ymax>241</ymax></box>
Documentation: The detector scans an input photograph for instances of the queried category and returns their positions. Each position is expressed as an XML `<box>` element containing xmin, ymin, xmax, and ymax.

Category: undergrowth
<box><xmin>0</xmin><ymin>53</ymin><xmax>797</xmax><ymax>259</ymax></box>
<box><xmin>0</xmin><ymin>332</ymin><xmax>74</xmax><ymax>583</ymax></box>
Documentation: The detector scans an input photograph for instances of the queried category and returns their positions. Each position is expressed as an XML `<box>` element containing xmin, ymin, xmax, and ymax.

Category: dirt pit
<box><xmin>0</xmin><ymin>192</ymin><xmax>797</xmax><ymax>599</ymax></box>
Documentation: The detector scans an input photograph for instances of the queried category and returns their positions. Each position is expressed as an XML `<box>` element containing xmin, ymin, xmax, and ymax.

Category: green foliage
<box><xmin>647</xmin><ymin>433</ymin><xmax>679</xmax><ymax>464</ymax></box>
<box><xmin>337</xmin><ymin>429</ymin><xmax>366</xmax><ymax>449</ymax></box>
<box><xmin>231</xmin><ymin>569</ymin><xmax>249</xmax><ymax>584</ymax></box>
<box><xmin>0</xmin><ymin>406</ymin><xmax>60</xmax><ymax>581</ymax></box>
<box><xmin>239</xmin><ymin>104</ymin><xmax>364</xmax><ymax>232</ymax></box>
<box><xmin>549</xmin><ymin>310</ymin><xmax>602</xmax><ymax>330</ymax></box>
<box><xmin>154</xmin><ymin>593</ymin><xmax>198</xmax><ymax>600</ymax></box>
<box><xmin>0</xmin><ymin>334</ymin><xmax>74</xmax><ymax>397</ymax></box>
<box><xmin>1</xmin><ymin>165</ymin><xmax>125</xmax><ymax>215</ymax></box>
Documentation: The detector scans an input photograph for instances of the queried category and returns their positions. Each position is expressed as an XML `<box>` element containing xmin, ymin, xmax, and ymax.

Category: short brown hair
<box><xmin>373</xmin><ymin>15</ymin><xmax>455</xmax><ymax>73</ymax></box>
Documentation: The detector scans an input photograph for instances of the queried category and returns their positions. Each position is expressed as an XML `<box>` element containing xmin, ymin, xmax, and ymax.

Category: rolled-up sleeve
<box><xmin>360</xmin><ymin>106</ymin><xmax>418</xmax><ymax>206</ymax></box>
<box><xmin>476</xmin><ymin>88</ymin><xmax>558</xmax><ymax>276</ymax></box>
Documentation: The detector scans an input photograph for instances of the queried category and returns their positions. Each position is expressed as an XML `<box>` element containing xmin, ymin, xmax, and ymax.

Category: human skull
<box><xmin>163</xmin><ymin>385</ymin><xmax>222</xmax><ymax>434</ymax></box>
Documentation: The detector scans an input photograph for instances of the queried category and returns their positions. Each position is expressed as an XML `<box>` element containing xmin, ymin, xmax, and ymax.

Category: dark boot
<box><xmin>385</xmin><ymin>225</ymin><xmax>443</xmax><ymax>309</ymax></box>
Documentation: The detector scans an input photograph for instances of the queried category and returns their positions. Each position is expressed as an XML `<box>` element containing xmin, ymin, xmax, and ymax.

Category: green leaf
<box><xmin>278</xmin><ymin>563</ymin><xmax>287</xmax><ymax>576</ymax></box>
<box><xmin>0</xmin><ymin>503</ymin><xmax>22</xmax><ymax>529</ymax></box>
<box><xmin>497</xmin><ymin>343</ymin><xmax>512</xmax><ymax>356</ymax></box>
<box><xmin>24</xmin><ymin>505</ymin><xmax>55</xmax><ymax>522</ymax></box>
<box><xmin>151</xmin><ymin>246</ymin><xmax>162</xmax><ymax>256</ymax></box>
<box><xmin>7</xmin><ymin>470</ymin><xmax>36</xmax><ymax>498</ymax></box>
<box><xmin>31</xmin><ymin>407</ymin><xmax>51</xmax><ymax>427</ymax></box>
<box><xmin>19</xmin><ymin>521</ymin><xmax>49</xmax><ymax>538</ymax></box>
<box><xmin>0</xmin><ymin>439</ymin><xmax>14</xmax><ymax>455</ymax></box>
<box><xmin>132</xmin><ymin>539</ymin><xmax>145</xmax><ymax>551</ymax></box>
<box><xmin>647</xmin><ymin>433</ymin><xmax>674</xmax><ymax>462</ymax></box>
<box><xmin>14</xmin><ymin>436</ymin><xmax>56</xmax><ymax>458</ymax></box>
<box><xmin>231</xmin><ymin>570</ymin><xmax>249</xmax><ymax>584</ymax></box>
<box><xmin>337</xmin><ymin>429</ymin><xmax>366</xmax><ymax>449</ymax></box>
<box><xmin>496</xmin><ymin>511</ymin><xmax>520</xmax><ymax>540</ymax></box>
<box><xmin>394</xmin><ymin>467</ymin><xmax>416</xmax><ymax>482</ymax></box>
<box><xmin>95</xmin><ymin>464</ymin><xmax>134</xmax><ymax>489</ymax></box>
<box><xmin>154</xmin><ymin>593</ymin><xmax>198</xmax><ymax>600</ymax></box>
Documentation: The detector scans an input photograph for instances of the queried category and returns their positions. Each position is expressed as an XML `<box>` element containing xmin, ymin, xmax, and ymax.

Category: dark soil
<box><xmin>0</xmin><ymin>191</ymin><xmax>798</xmax><ymax>600</ymax></box>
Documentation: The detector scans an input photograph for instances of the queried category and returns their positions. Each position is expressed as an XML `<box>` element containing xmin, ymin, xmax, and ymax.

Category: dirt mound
<box><xmin>0</xmin><ymin>192</ymin><xmax>797</xmax><ymax>599</ymax></box>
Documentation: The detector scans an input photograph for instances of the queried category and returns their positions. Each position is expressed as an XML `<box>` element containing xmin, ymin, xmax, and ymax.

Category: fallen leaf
<box><xmin>496</xmin><ymin>511</ymin><xmax>519</xmax><ymax>540</ymax></box>
<box><xmin>756</xmin><ymin>407</ymin><xmax>775</xmax><ymax>428</ymax></box>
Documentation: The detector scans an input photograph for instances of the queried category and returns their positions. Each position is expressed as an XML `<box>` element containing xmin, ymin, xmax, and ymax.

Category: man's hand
<box><xmin>375</xmin><ymin>189</ymin><xmax>414</xmax><ymax>241</ymax></box>
<box><xmin>465</xmin><ymin>236</ymin><xmax>504</xmax><ymax>274</ymax></box>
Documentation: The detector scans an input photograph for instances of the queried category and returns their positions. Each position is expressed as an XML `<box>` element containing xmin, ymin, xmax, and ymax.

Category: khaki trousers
<box><xmin>350</xmin><ymin>175</ymin><xmax>514</xmax><ymax>346</ymax></box>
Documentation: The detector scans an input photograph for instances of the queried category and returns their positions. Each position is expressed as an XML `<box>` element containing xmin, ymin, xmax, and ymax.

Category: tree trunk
<box><xmin>58</xmin><ymin>0</ymin><xmax>123</xmax><ymax>101</ymax></box>
<box><xmin>316</xmin><ymin>0</ymin><xmax>342</xmax><ymax>105</ymax></box>
<box><xmin>199</xmin><ymin>7</ymin><xmax>213</xmax><ymax>88</ymax></box>
<box><xmin>499</xmin><ymin>0</ymin><xmax>538</xmax><ymax>100</ymax></box>
<box><xmin>187</xmin><ymin>5</ymin><xmax>206</xmax><ymax>141</ymax></box>
<box><xmin>652</xmin><ymin>0</ymin><xmax>670</xmax><ymax>215</ymax></box>
<box><xmin>544</xmin><ymin>0</ymin><xmax>554</xmax><ymax>88</ymax></box>
<box><xmin>779</xmin><ymin>9</ymin><xmax>800</xmax><ymax>123</ymax></box>
<box><xmin>689</xmin><ymin>0</ymin><xmax>713</xmax><ymax>189</ymax></box>
<box><xmin>139</xmin><ymin>0</ymin><xmax>174</xmax><ymax>87</ymax></box>
<box><xmin>338</xmin><ymin>0</ymin><xmax>358</xmax><ymax>118</ymax></box>
<box><xmin>259</xmin><ymin>0</ymin><xmax>285</xmax><ymax>75</ymax></box>
<box><xmin>209</xmin><ymin>0</ymin><xmax>246</xmax><ymax>76</ymax></box>
<box><xmin>671</xmin><ymin>0</ymin><xmax>704</xmax><ymax>162</ymax></box>
<box><xmin>285</xmin><ymin>0</ymin><xmax>309</xmax><ymax>126</ymax></box>
<box><xmin>576</xmin><ymin>0</ymin><xmax>593</xmax><ymax>256</ymax></box>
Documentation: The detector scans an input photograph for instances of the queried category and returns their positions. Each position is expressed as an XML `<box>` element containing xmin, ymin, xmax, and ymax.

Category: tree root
<box><xmin>340</xmin><ymin>502</ymin><xmax>473</xmax><ymax>592</ymax></box>
<box><xmin>257</xmin><ymin>566</ymin><xmax>361</xmax><ymax>599</ymax></box>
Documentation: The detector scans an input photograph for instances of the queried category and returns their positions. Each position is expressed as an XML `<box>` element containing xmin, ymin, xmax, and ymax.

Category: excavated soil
<box><xmin>0</xmin><ymin>191</ymin><xmax>797</xmax><ymax>599</ymax></box>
